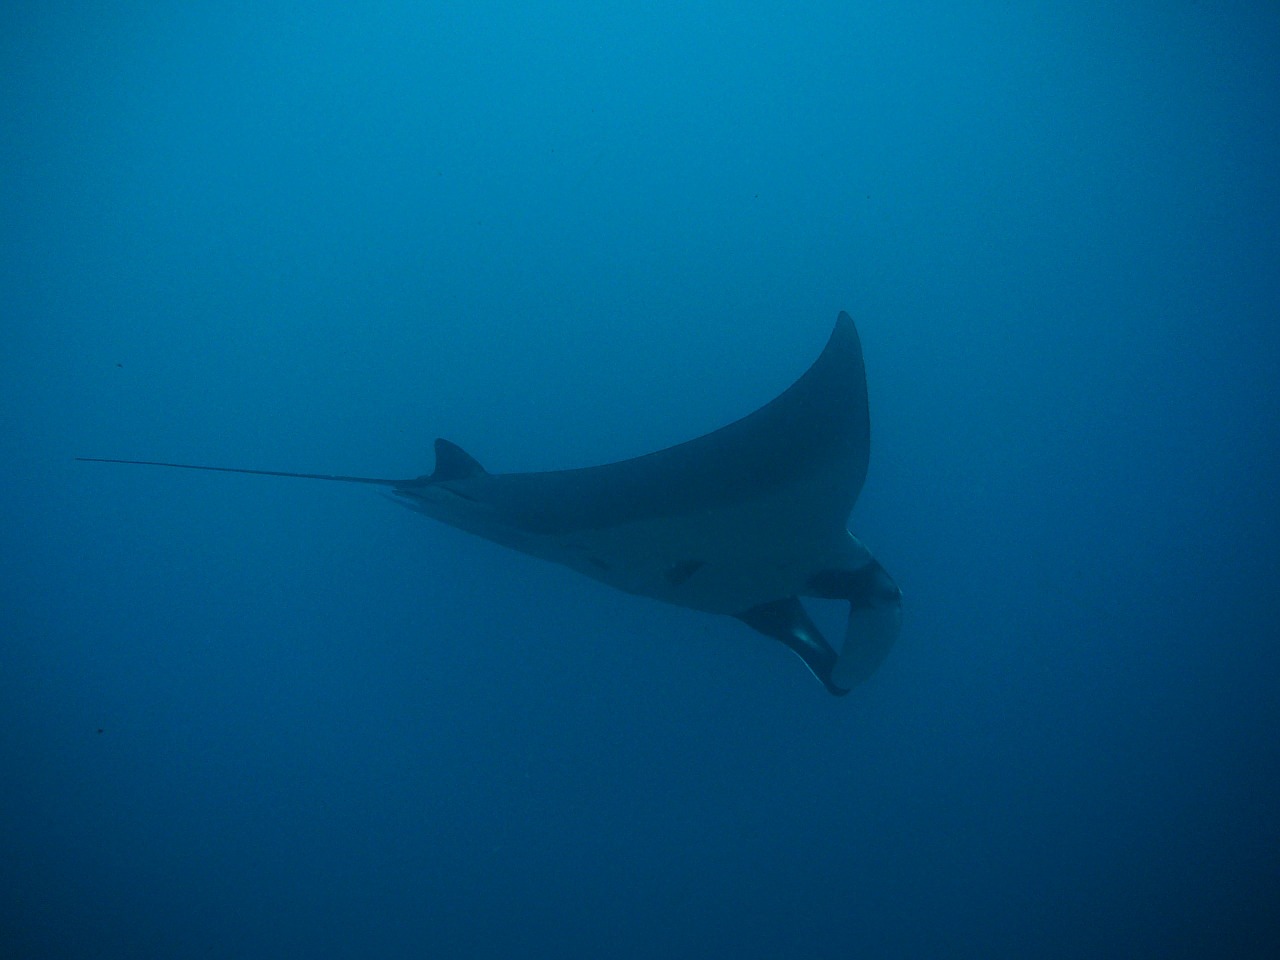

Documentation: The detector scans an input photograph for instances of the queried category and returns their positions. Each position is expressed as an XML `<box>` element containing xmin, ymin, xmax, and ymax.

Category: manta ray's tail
<box><xmin>74</xmin><ymin>458</ymin><xmax>409</xmax><ymax>486</ymax></box>
<box><xmin>76</xmin><ymin>439</ymin><xmax>480</xmax><ymax>488</ymax></box>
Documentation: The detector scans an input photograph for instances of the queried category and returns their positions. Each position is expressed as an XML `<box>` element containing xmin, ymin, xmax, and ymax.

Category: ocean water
<box><xmin>4</xmin><ymin>2</ymin><xmax>1278</xmax><ymax>957</ymax></box>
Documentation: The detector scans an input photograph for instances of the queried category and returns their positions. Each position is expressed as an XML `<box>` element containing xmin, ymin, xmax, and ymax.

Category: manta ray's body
<box><xmin>80</xmin><ymin>312</ymin><xmax>901</xmax><ymax>695</ymax></box>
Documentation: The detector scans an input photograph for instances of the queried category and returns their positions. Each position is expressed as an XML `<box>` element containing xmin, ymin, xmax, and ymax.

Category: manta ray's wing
<box><xmin>392</xmin><ymin>312</ymin><xmax>873</xmax><ymax>616</ymax></box>
<box><xmin>423</xmin><ymin>311</ymin><xmax>868</xmax><ymax>536</ymax></box>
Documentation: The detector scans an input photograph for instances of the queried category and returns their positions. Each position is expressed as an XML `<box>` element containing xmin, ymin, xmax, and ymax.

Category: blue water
<box><xmin>4</xmin><ymin>2</ymin><xmax>1278</xmax><ymax>957</ymax></box>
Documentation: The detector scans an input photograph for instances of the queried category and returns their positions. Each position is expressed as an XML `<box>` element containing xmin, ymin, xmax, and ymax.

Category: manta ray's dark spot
<box><xmin>664</xmin><ymin>559</ymin><xmax>704</xmax><ymax>587</ymax></box>
<box><xmin>588</xmin><ymin>556</ymin><xmax>610</xmax><ymax>571</ymax></box>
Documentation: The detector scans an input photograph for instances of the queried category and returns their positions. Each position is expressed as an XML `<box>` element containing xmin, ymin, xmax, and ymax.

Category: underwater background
<box><xmin>4</xmin><ymin>1</ymin><xmax>1278</xmax><ymax>957</ymax></box>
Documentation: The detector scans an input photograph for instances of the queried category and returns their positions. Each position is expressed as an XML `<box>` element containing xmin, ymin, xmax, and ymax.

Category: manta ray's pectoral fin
<box><xmin>735</xmin><ymin>598</ymin><xmax>849</xmax><ymax>696</ymax></box>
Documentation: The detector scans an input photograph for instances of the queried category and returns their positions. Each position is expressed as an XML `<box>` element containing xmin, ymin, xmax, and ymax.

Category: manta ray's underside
<box><xmin>79</xmin><ymin>312</ymin><xmax>901</xmax><ymax>695</ymax></box>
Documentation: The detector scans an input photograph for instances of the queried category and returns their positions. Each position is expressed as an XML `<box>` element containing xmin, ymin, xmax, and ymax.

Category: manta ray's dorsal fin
<box><xmin>430</xmin><ymin>438</ymin><xmax>487</xmax><ymax>481</ymax></box>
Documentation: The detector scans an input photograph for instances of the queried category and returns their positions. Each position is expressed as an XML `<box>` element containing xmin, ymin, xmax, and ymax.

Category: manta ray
<box><xmin>79</xmin><ymin>312</ymin><xmax>901</xmax><ymax>695</ymax></box>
